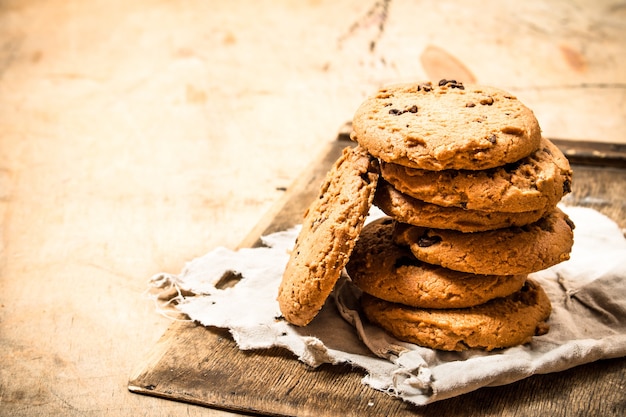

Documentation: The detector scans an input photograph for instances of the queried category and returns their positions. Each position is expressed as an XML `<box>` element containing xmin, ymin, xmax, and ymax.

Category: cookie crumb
<box><xmin>417</xmin><ymin>232</ymin><xmax>442</xmax><ymax>247</ymax></box>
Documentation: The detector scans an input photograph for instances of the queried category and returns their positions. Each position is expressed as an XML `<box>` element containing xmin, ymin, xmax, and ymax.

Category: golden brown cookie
<box><xmin>278</xmin><ymin>145</ymin><xmax>379</xmax><ymax>326</ymax></box>
<box><xmin>374</xmin><ymin>179</ymin><xmax>546</xmax><ymax>232</ymax></box>
<box><xmin>351</xmin><ymin>81</ymin><xmax>541</xmax><ymax>171</ymax></box>
<box><xmin>346</xmin><ymin>217</ymin><xmax>527</xmax><ymax>308</ymax></box>
<box><xmin>394</xmin><ymin>207</ymin><xmax>575</xmax><ymax>275</ymax></box>
<box><xmin>380</xmin><ymin>137</ymin><xmax>572</xmax><ymax>213</ymax></box>
<box><xmin>361</xmin><ymin>279</ymin><xmax>552</xmax><ymax>351</ymax></box>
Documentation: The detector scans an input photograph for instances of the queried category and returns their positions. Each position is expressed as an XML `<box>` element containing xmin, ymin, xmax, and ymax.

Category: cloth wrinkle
<box><xmin>557</xmin><ymin>272</ymin><xmax>578</xmax><ymax>301</ymax></box>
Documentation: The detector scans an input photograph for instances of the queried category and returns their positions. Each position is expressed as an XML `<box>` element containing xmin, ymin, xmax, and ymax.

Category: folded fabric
<box><xmin>147</xmin><ymin>206</ymin><xmax>626</xmax><ymax>405</ymax></box>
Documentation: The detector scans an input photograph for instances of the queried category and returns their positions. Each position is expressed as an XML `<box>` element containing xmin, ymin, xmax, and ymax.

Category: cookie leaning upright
<box><xmin>351</xmin><ymin>80</ymin><xmax>542</xmax><ymax>171</ymax></box>
<box><xmin>278</xmin><ymin>145</ymin><xmax>379</xmax><ymax>326</ymax></box>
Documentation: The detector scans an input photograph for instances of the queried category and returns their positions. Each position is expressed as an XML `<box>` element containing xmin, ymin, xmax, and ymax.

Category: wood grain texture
<box><xmin>129</xmin><ymin>137</ymin><xmax>626</xmax><ymax>417</ymax></box>
<box><xmin>131</xmin><ymin>322</ymin><xmax>626</xmax><ymax>417</ymax></box>
<box><xmin>551</xmin><ymin>139</ymin><xmax>626</xmax><ymax>169</ymax></box>
<box><xmin>562</xmin><ymin>165</ymin><xmax>626</xmax><ymax>231</ymax></box>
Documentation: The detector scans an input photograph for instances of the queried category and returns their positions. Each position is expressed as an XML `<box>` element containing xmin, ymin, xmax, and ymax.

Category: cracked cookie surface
<box><xmin>351</xmin><ymin>81</ymin><xmax>541</xmax><ymax>170</ymax></box>
<box><xmin>361</xmin><ymin>279</ymin><xmax>552</xmax><ymax>351</ymax></box>
<box><xmin>393</xmin><ymin>207</ymin><xmax>575</xmax><ymax>275</ymax></box>
<box><xmin>278</xmin><ymin>145</ymin><xmax>379</xmax><ymax>326</ymax></box>
<box><xmin>374</xmin><ymin>179</ymin><xmax>546</xmax><ymax>232</ymax></box>
<box><xmin>346</xmin><ymin>217</ymin><xmax>527</xmax><ymax>309</ymax></box>
<box><xmin>380</xmin><ymin>137</ymin><xmax>572</xmax><ymax>213</ymax></box>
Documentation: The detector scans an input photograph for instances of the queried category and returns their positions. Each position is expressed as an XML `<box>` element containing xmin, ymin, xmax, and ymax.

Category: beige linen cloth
<box><xmin>148</xmin><ymin>206</ymin><xmax>626</xmax><ymax>405</ymax></box>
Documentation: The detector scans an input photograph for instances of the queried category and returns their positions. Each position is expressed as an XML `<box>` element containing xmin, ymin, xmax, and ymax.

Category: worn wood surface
<box><xmin>129</xmin><ymin>137</ymin><xmax>626</xmax><ymax>417</ymax></box>
<box><xmin>1</xmin><ymin>0</ymin><xmax>626</xmax><ymax>415</ymax></box>
<box><xmin>130</xmin><ymin>324</ymin><xmax>626</xmax><ymax>417</ymax></box>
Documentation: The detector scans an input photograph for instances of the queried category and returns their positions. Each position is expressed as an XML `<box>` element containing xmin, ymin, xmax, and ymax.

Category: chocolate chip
<box><xmin>417</xmin><ymin>232</ymin><xmax>442</xmax><ymax>247</ymax></box>
<box><xmin>564</xmin><ymin>216</ymin><xmax>576</xmax><ymax>230</ymax></box>
<box><xmin>487</xmin><ymin>134</ymin><xmax>497</xmax><ymax>144</ymax></box>
<box><xmin>563</xmin><ymin>179</ymin><xmax>572</xmax><ymax>194</ymax></box>
<box><xmin>438</xmin><ymin>79</ymin><xmax>464</xmax><ymax>89</ymax></box>
<box><xmin>389</xmin><ymin>105</ymin><xmax>419</xmax><ymax>115</ymax></box>
<box><xmin>480</xmin><ymin>96</ymin><xmax>494</xmax><ymax>105</ymax></box>
<box><xmin>418</xmin><ymin>82</ymin><xmax>433</xmax><ymax>92</ymax></box>
<box><xmin>466</xmin><ymin>102</ymin><xmax>476</xmax><ymax>107</ymax></box>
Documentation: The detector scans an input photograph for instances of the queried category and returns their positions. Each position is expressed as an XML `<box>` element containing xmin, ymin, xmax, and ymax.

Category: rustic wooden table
<box><xmin>1</xmin><ymin>1</ymin><xmax>625</xmax><ymax>416</ymax></box>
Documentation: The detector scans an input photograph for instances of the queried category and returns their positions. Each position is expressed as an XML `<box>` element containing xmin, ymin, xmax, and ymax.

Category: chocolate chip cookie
<box><xmin>351</xmin><ymin>80</ymin><xmax>542</xmax><ymax>171</ymax></box>
<box><xmin>394</xmin><ymin>207</ymin><xmax>575</xmax><ymax>275</ymax></box>
<box><xmin>346</xmin><ymin>218</ymin><xmax>527</xmax><ymax>309</ymax></box>
<box><xmin>374</xmin><ymin>179</ymin><xmax>546</xmax><ymax>232</ymax></box>
<box><xmin>278</xmin><ymin>145</ymin><xmax>379</xmax><ymax>326</ymax></box>
<box><xmin>380</xmin><ymin>137</ymin><xmax>572</xmax><ymax>213</ymax></box>
<box><xmin>361</xmin><ymin>279</ymin><xmax>552</xmax><ymax>351</ymax></box>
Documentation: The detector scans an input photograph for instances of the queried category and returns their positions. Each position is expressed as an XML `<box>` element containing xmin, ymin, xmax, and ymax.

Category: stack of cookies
<box><xmin>278</xmin><ymin>80</ymin><xmax>574</xmax><ymax>352</ymax></box>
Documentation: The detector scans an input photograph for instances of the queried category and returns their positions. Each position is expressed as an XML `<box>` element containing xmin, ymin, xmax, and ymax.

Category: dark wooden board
<box><xmin>129</xmin><ymin>135</ymin><xmax>626</xmax><ymax>416</ymax></box>
<box><xmin>551</xmin><ymin>138</ymin><xmax>626</xmax><ymax>169</ymax></box>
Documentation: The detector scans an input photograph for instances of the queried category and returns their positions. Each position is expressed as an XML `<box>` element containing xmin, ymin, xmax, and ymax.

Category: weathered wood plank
<box><xmin>551</xmin><ymin>139</ymin><xmax>626</xmax><ymax>169</ymax></box>
<box><xmin>130</xmin><ymin>320</ymin><xmax>626</xmax><ymax>417</ymax></box>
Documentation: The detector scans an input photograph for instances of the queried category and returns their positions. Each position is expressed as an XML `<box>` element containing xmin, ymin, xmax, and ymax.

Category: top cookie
<box><xmin>351</xmin><ymin>80</ymin><xmax>542</xmax><ymax>170</ymax></box>
<box><xmin>277</xmin><ymin>145</ymin><xmax>379</xmax><ymax>326</ymax></box>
